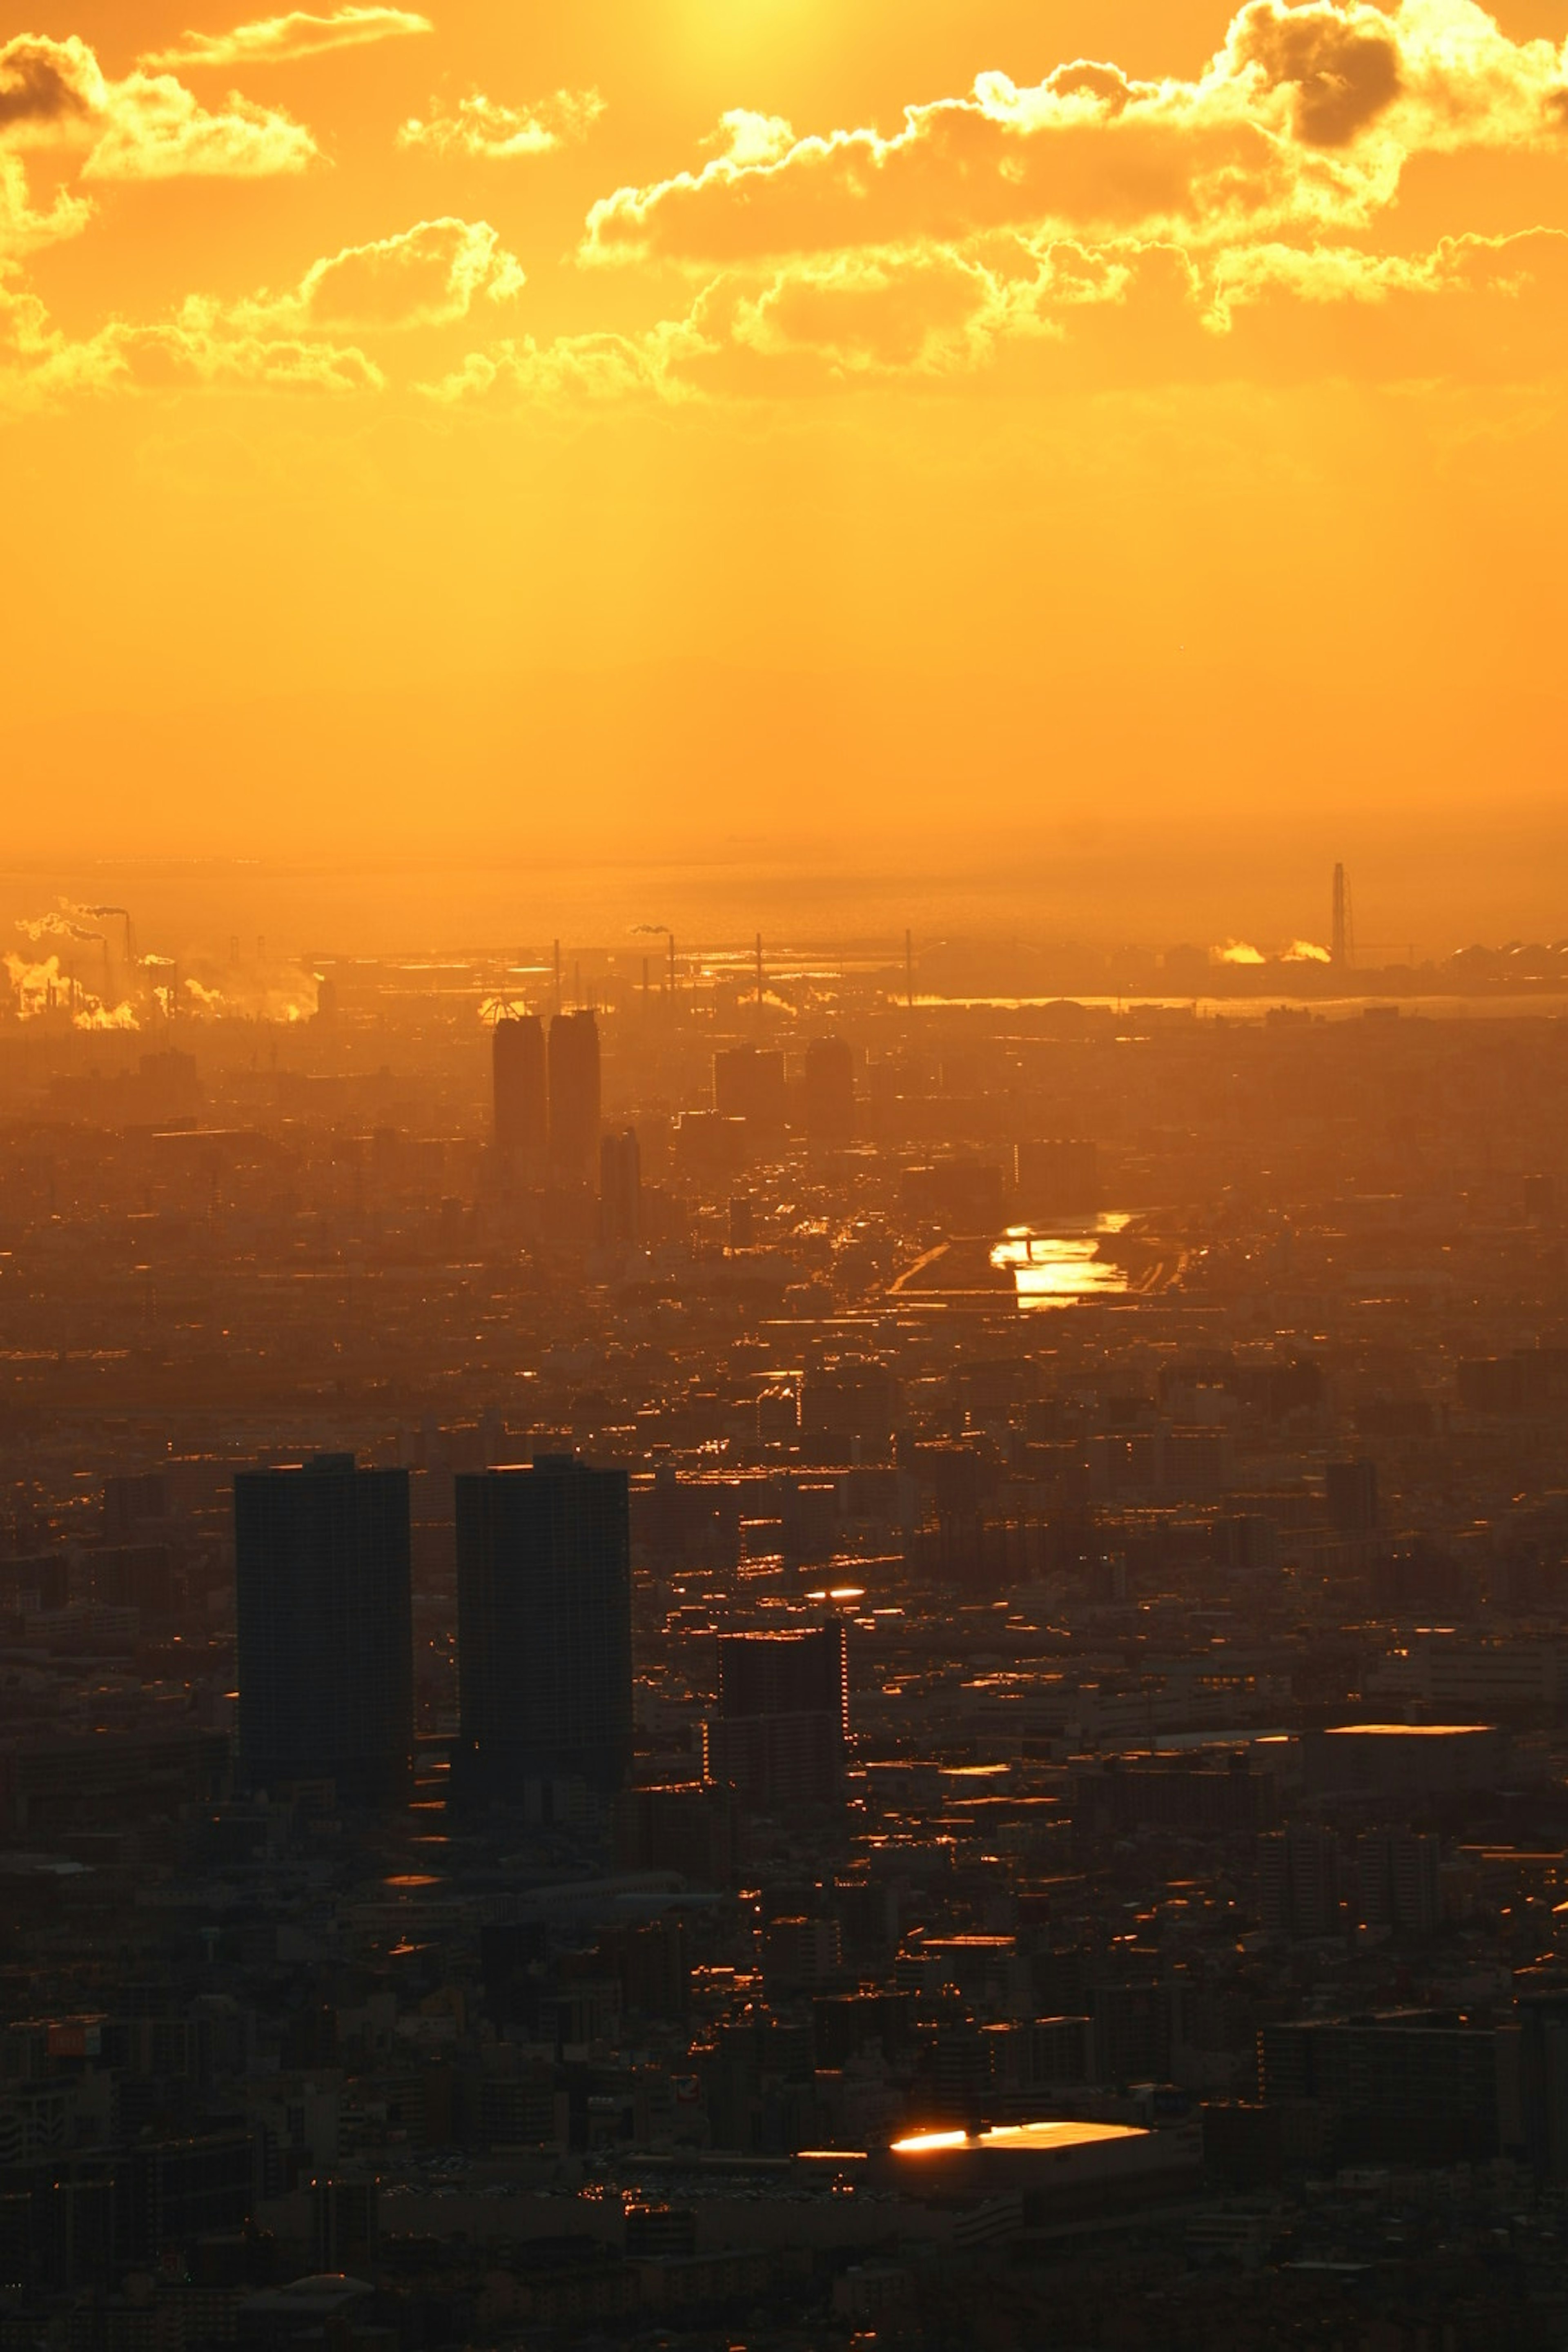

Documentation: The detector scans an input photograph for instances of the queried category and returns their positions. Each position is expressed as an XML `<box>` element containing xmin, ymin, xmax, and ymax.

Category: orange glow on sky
<box><xmin>4</xmin><ymin>1</ymin><xmax>1568</xmax><ymax>943</ymax></box>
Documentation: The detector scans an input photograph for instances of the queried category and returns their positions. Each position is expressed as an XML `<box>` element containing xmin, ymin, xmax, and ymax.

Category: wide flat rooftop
<box><xmin>1322</xmin><ymin>1722</ymin><xmax>1494</xmax><ymax>1737</ymax></box>
<box><xmin>891</xmin><ymin>2120</ymin><xmax>1147</xmax><ymax>2156</ymax></box>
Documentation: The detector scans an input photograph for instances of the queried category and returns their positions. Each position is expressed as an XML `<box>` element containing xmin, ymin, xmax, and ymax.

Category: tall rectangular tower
<box><xmin>548</xmin><ymin>1010</ymin><xmax>601</xmax><ymax>1184</ymax></box>
<box><xmin>455</xmin><ymin>1455</ymin><xmax>633</xmax><ymax>1798</ymax></box>
<box><xmin>803</xmin><ymin>1035</ymin><xmax>855</xmax><ymax>1142</ymax></box>
<box><xmin>713</xmin><ymin>1045</ymin><xmax>787</xmax><ymax>1137</ymax></box>
<box><xmin>706</xmin><ymin>1625</ymin><xmax>849</xmax><ymax>1809</ymax></box>
<box><xmin>493</xmin><ymin>1013</ymin><xmax>548</xmax><ymax>1165</ymax></box>
<box><xmin>599</xmin><ymin>1127</ymin><xmax>641</xmax><ymax>1247</ymax></box>
<box><xmin>234</xmin><ymin>1454</ymin><xmax>413</xmax><ymax>1805</ymax></box>
<box><xmin>1326</xmin><ymin>1457</ymin><xmax>1379</xmax><ymax>1534</ymax></box>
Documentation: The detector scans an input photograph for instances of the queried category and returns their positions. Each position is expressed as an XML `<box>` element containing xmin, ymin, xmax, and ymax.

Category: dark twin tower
<box><xmin>234</xmin><ymin>1452</ymin><xmax>631</xmax><ymax>1806</ymax></box>
<box><xmin>493</xmin><ymin>1007</ymin><xmax>600</xmax><ymax>1183</ymax></box>
<box><xmin>454</xmin><ymin>1454</ymin><xmax>632</xmax><ymax>1797</ymax></box>
<box><xmin>234</xmin><ymin>1454</ymin><xmax>413</xmax><ymax>1806</ymax></box>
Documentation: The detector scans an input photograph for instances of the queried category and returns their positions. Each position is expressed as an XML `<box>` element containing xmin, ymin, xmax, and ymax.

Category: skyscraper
<box><xmin>1326</xmin><ymin>1457</ymin><xmax>1379</xmax><ymax>1534</ymax></box>
<box><xmin>1355</xmin><ymin>1829</ymin><xmax>1441</xmax><ymax>1935</ymax></box>
<box><xmin>803</xmin><ymin>1036</ymin><xmax>855</xmax><ymax>1142</ymax></box>
<box><xmin>599</xmin><ymin>1127</ymin><xmax>641</xmax><ymax>1247</ymax></box>
<box><xmin>548</xmin><ymin>1009</ymin><xmax>601</xmax><ymax>1183</ymax></box>
<box><xmin>1015</xmin><ymin>1137</ymin><xmax>1101</xmax><ymax>1217</ymax></box>
<box><xmin>493</xmin><ymin>1013</ymin><xmax>547</xmax><ymax>1165</ymax></box>
<box><xmin>713</xmin><ymin>1045</ymin><xmax>787</xmax><ymax>1137</ymax></box>
<box><xmin>705</xmin><ymin>1625</ymin><xmax>849</xmax><ymax>1809</ymax></box>
<box><xmin>1257</xmin><ymin>1826</ymin><xmax>1342</xmax><ymax>1939</ymax></box>
<box><xmin>455</xmin><ymin>1455</ymin><xmax>633</xmax><ymax>1798</ymax></box>
<box><xmin>234</xmin><ymin>1454</ymin><xmax>413</xmax><ymax>1805</ymax></box>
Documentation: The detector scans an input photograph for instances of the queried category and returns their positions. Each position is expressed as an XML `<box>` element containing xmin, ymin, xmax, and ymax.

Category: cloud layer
<box><xmin>226</xmin><ymin>216</ymin><xmax>525</xmax><ymax>332</ymax></box>
<box><xmin>143</xmin><ymin>8</ymin><xmax>432</xmax><ymax>71</ymax></box>
<box><xmin>582</xmin><ymin>0</ymin><xmax>1568</xmax><ymax>269</ymax></box>
<box><xmin>0</xmin><ymin>31</ymin><xmax>318</xmax><ymax>179</ymax></box>
<box><xmin>397</xmin><ymin>87</ymin><xmax>605</xmax><ymax>161</ymax></box>
<box><xmin>0</xmin><ymin>147</ymin><xmax>91</xmax><ymax>258</ymax></box>
<box><xmin>7</xmin><ymin>0</ymin><xmax>1568</xmax><ymax>413</ymax></box>
<box><xmin>0</xmin><ymin>214</ymin><xmax>524</xmax><ymax>410</ymax></box>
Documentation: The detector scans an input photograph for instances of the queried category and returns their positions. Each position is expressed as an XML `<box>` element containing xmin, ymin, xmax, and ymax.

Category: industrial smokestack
<box><xmin>1331</xmin><ymin>865</ymin><xmax>1352</xmax><ymax>970</ymax></box>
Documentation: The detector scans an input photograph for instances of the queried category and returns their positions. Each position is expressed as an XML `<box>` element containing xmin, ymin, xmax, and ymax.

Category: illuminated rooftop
<box><xmin>1322</xmin><ymin>1723</ymin><xmax>1494</xmax><ymax>1737</ymax></box>
<box><xmin>890</xmin><ymin>2120</ymin><xmax>1146</xmax><ymax>2156</ymax></box>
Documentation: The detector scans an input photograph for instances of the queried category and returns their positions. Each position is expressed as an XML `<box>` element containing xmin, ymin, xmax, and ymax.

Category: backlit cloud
<box><xmin>420</xmin><ymin>318</ymin><xmax>702</xmax><ymax>405</ymax></box>
<box><xmin>227</xmin><ymin>216</ymin><xmax>525</xmax><ymax>332</ymax></box>
<box><xmin>112</xmin><ymin>317</ymin><xmax>382</xmax><ymax>391</ymax></box>
<box><xmin>1</xmin><ymin>213</ymin><xmax>527</xmax><ymax>410</ymax></box>
<box><xmin>398</xmin><ymin>87</ymin><xmax>605</xmax><ymax>161</ymax></box>
<box><xmin>0</xmin><ymin>151</ymin><xmax>93</xmax><ymax>258</ymax></box>
<box><xmin>143</xmin><ymin>8</ymin><xmax>431</xmax><ymax>71</ymax></box>
<box><xmin>0</xmin><ymin>273</ymin><xmax>384</xmax><ymax>408</ymax></box>
<box><xmin>0</xmin><ymin>32</ymin><xmax>318</xmax><ymax>179</ymax></box>
<box><xmin>581</xmin><ymin>0</ymin><xmax>1568</xmax><ymax>267</ymax></box>
<box><xmin>6</xmin><ymin>0</ymin><xmax>1568</xmax><ymax>417</ymax></box>
<box><xmin>420</xmin><ymin>219</ymin><xmax>1568</xmax><ymax>407</ymax></box>
<box><xmin>83</xmin><ymin>75</ymin><xmax>317</xmax><ymax>179</ymax></box>
<box><xmin>0</xmin><ymin>34</ymin><xmax>106</xmax><ymax>146</ymax></box>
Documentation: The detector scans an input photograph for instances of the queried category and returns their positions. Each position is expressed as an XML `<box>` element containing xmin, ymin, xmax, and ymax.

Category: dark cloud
<box><xmin>0</xmin><ymin>37</ymin><xmax>99</xmax><ymax>132</ymax></box>
<box><xmin>1042</xmin><ymin>63</ymin><xmax>1139</xmax><ymax>115</ymax></box>
<box><xmin>1233</xmin><ymin>3</ymin><xmax>1401</xmax><ymax>145</ymax></box>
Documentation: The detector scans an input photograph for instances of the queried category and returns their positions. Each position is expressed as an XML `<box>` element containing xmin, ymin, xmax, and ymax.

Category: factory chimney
<box><xmin>1331</xmin><ymin>864</ymin><xmax>1353</xmax><ymax>971</ymax></box>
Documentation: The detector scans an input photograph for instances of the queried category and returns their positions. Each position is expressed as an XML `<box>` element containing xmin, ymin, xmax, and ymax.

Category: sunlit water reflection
<box><xmin>991</xmin><ymin>1216</ymin><xmax>1134</xmax><ymax>1308</ymax></box>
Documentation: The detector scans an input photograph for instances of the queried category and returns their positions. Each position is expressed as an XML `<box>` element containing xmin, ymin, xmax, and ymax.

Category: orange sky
<box><xmin>4</xmin><ymin>0</ymin><xmax>1568</xmax><ymax>947</ymax></box>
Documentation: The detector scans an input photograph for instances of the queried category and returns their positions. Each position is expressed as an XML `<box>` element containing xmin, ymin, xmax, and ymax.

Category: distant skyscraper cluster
<box><xmin>492</xmin><ymin>1008</ymin><xmax>853</xmax><ymax>1238</ymax></box>
<box><xmin>492</xmin><ymin>1007</ymin><xmax>601</xmax><ymax>1180</ymax></box>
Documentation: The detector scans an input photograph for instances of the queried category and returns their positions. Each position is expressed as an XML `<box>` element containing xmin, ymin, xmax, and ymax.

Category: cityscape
<box><xmin>4</xmin><ymin>889</ymin><xmax>1568</xmax><ymax>2346</ymax></box>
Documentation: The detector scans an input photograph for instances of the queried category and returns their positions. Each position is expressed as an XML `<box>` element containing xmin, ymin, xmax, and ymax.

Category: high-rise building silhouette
<box><xmin>599</xmin><ymin>1127</ymin><xmax>641</xmax><ymax>1247</ymax></box>
<box><xmin>803</xmin><ymin>1035</ymin><xmax>855</xmax><ymax>1142</ymax></box>
<box><xmin>548</xmin><ymin>1009</ymin><xmax>601</xmax><ymax>1183</ymax></box>
<box><xmin>705</xmin><ymin>1625</ymin><xmax>849</xmax><ymax>1809</ymax></box>
<box><xmin>713</xmin><ymin>1045</ymin><xmax>787</xmax><ymax>1137</ymax></box>
<box><xmin>1015</xmin><ymin>1137</ymin><xmax>1101</xmax><ymax>1217</ymax></box>
<box><xmin>1355</xmin><ymin>1829</ymin><xmax>1441</xmax><ymax>1935</ymax></box>
<box><xmin>234</xmin><ymin>1454</ymin><xmax>413</xmax><ymax>1805</ymax></box>
<box><xmin>455</xmin><ymin>1455</ymin><xmax>633</xmax><ymax>1797</ymax></box>
<box><xmin>492</xmin><ymin>1013</ymin><xmax>547</xmax><ymax>1165</ymax></box>
<box><xmin>1257</xmin><ymin>1826</ymin><xmax>1341</xmax><ymax>1938</ymax></box>
<box><xmin>1326</xmin><ymin>1457</ymin><xmax>1379</xmax><ymax>1534</ymax></box>
<box><xmin>103</xmin><ymin>1470</ymin><xmax>168</xmax><ymax>1546</ymax></box>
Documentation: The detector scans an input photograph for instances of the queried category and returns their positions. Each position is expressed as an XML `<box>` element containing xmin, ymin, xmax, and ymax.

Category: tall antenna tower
<box><xmin>1331</xmin><ymin>863</ymin><xmax>1354</xmax><ymax>970</ymax></box>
